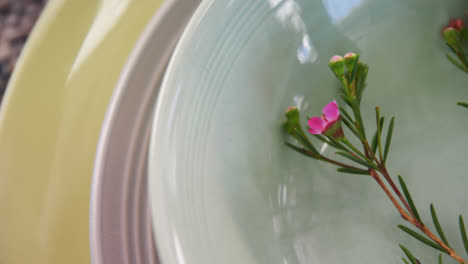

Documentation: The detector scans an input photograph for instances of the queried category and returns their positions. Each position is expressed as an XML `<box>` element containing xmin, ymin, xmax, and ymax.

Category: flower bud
<box><xmin>449</xmin><ymin>18</ymin><xmax>464</xmax><ymax>31</ymax></box>
<box><xmin>283</xmin><ymin>107</ymin><xmax>300</xmax><ymax>134</ymax></box>
<box><xmin>328</xmin><ymin>55</ymin><xmax>345</xmax><ymax>79</ymax></box>
<box><xmin>285</xmin><ymin>106</ymin><xmax>299</xmax><ymax>123</ymax></box>
<box><xmin>344</xmin><ymin>52</ymin><xmax>357</xmax><ymax>73</ymax></box>
<box><xmin>323</xmin><ymin>119</ymin><xmax>344</xmax><ymax>140</ymax></box>
<box><xmin>443</xmin><ymin>27</ymin><xmax>459</xmax><ymax>45</ymax></box>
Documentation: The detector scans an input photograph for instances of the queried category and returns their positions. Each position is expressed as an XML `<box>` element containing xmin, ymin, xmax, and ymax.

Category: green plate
<box><xmin>0</xmin><ymin>0</ymin><xmax>162</xmax><ymax>263</ymax></box>
<box><xmin>149</xmin><ymin>0</ymin><xmax>468</xmax><ymax>263</ymax></box>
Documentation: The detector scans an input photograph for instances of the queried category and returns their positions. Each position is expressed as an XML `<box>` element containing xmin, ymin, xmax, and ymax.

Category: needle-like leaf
<box><xmin>314</xmin><ymin>135</ymin><xmax>347</xmax><ymax>152</ymax></box>
<box><xmin>341</xmin><ymin>116</ymin><xmax>361</xmax><ymax>139</ymax></box>
<box><xmin>337</xmin><ymin>167</ymin><xmax>370</xmax><ymax>175</ymax></box>
<box><xmin>446</xmin><ymin>53</ymin><xmax>467</xmax><ymax>72</ymax></box>
<box><xmin>376</xmin><ymin>107</ymin><xmax>384</xmax><ymax>162</ymax></box>
<box><xmin>379</xmin><ymin>117</ymin><xmax>385</xmax><ymax>134</ymax></box>
<box><xmin>457</xmin><ymin>102</ymin><xmax>468</xmax><ymax>108</ymax></box>
<box><xmin>285</xmin><ymin>142</ymin><xmax>319</xmax><ymax>160</ymax></box>
<box><xmin>294</xmin><ymin>130</ymin><xmax>318</xmax><ymax>154</ymax></box>
<box><xmin>398</xmin><ymin>175</ymin><xmax>422</xmax><ymax>224</ymax></box>
<box><xmin>383</xmin><ymin>116</ymin><xmax>395</xmax><ymax>163</ymax></box>
<box><xmin>339</xmin><ymin>106</ymin><xmax>353</xmax><ymax>123</ymax></box>
<box><xmin>438</xmin><ymin>254</ymin><xmax>443</xmax><ymax>264</ymax></box>
<box><xmin>459</xmin><ymin>215</ymin><xmax>468</xmax><ymax>255</ymax></box>
<box><xmin>356</xmin><ymin>62</ymin><xmax>368</xmax><ymax>105</ymax></box>
<box><xmin>371</xmin><ymin>131</ymin><xmax>378</xmax><ymax>154</ymax></box>
<box><xmin>336</xmin><ymin>151</ymin><xmax>378</xmax><ymax>170</ymax></box>
<box><xmin>351</xmin><ymin>101</ymin><xmax>366</xmax><ymax>138</ymax></box>
<box><xmin>430</xmin><ymin>204</ymin><xmax>450</xmax><ymax>247</ymax></box>
<box><xmin>349</xmin><ymin>54</ymin><xmax>360</xmax><ymax>82</ymax></box>
<box><xmin>398</xmin><ymin>225</ymin><xmax>448</xmax><ymax>253</ymax></box>
<box><xmin>400</xmin><ymin>245</ymin><xmax>418</xmax><ymax>264</ymax></box>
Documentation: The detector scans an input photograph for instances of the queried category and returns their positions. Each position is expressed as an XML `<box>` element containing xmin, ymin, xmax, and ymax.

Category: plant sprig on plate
<box><xmin>283</xmin><ymin>53</ymin><xmax>468</xmax><ymax>264</ymax></box>
<box><xmin>442</xmin><ymin>17</ymin><xmax>468</xmax><ymax>108</ymax></box>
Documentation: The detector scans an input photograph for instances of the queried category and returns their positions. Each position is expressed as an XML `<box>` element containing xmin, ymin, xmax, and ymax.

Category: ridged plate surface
<box><xmin>149</xmin><ymin>0</ymin><xmax>468</xmax><ymax>263</ymax></box>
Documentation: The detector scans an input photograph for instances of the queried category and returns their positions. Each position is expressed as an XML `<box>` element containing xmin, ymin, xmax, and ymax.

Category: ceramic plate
<box><xmin>90</xmin><ymin>1</ymin><xmax>200</xmax><ymax>263</ymax></box>
<box><xmin>149</xmin><ymin>0</ymin><xmax>468</xmax><ymax>263</ymax></box>
<box><xmin>0</xmin><ymin>0</ymin><xmax>163</xmax><ymax>263</ymax></box>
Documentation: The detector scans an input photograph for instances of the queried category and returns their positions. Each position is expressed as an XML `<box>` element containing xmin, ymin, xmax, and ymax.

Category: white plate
<box><xmin>89</xmin><ymin>1</ymin><xmax>200</xmax><ymax>264</ymax></box>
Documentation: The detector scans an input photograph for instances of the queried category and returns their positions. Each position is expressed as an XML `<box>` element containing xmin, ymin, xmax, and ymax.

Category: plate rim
<box><xmin>89</xmin><ymin>0</ymin><xmax>201</xmax><ymax>263</ymax></box>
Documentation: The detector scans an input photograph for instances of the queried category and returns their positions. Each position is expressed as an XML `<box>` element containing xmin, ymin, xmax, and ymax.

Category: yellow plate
<box><xmin>0</xmin><ymin>0</ymin><xmax>163</xmax><ymax>263</ymax></box>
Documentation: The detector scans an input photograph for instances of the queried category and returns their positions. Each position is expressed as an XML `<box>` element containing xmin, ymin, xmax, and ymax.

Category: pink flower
<box><xmin>308</xmin><ymin>100</ymin><xmax>344</xmax><ymax>139</ymax></box>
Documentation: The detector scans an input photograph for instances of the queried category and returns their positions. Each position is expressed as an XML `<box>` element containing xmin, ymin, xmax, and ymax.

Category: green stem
<box><xmin>296</xmin><ymin>147</ymin><xmax>364</xmax><ymax>171</ymax></box>
<box><xmin>363</xmin><ymin>140</ymin><xmax>382</xmax><ymax>167</ymax></box>
<box><xmin>352</xmin><ymin>102</ymin><xmax>366</xmax><ymax>139</ymax></box>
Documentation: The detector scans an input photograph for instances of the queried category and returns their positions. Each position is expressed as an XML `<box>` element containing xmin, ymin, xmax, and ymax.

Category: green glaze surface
<box><xmin>150</xmin><ymin>0</ymin><xmax>468</xmax><ymax>263</ymax></box>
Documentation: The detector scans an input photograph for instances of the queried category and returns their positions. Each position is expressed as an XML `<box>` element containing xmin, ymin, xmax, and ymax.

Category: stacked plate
<box><xmin>90</xmin><ymin>1</ymin><xmax>200</xmax><ymax>263</ymax></box>
<box><xmin>2</xmin><ymin>0</ymin><xmax>468</xmax><ymax>264</ymax></box>
<box><xmin>0</xmin><ymin>0</ymin><xmax>200</xmax><ymax>263</ymax></box>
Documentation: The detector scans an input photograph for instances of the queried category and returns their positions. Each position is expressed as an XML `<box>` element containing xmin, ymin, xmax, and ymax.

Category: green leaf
<box><xmin>339</xmin><ymin>106</ymin><xmax>354</xmax><ymax>123</ymax></box>
<box><xmin>375</xmin><ymin>107</ymin><xmax>384</xmax><ymax>161</ymax></box>
<box><xmin>351</xmin><ymin>101</ymin><xmax>366</xmax><ymax>138</ymax></box>
<box><xmin>400</xmin><ymin>245</ymin><xmax>418</xmax><ymax>264</ymax></box>
<box><xmin>398</xmin><ymin>225</ymin><xmax>448</xmax><ymax>253</ymax></box>
<box><xmin>356</xmin><ymin>62</ymin><xmax>368</xmax><ymax>105</ymax></box>
<box><xmin>340</xmin><ymin>116</ymin><xmax>361</xmax><ymax>139</ymax></box>
<box><xmin>446</xmin><ymin>53</ymin><xmax>467</xmax><ymax>72</ymax></box>
<box><xmin>349</xmin><ymin>54</ymin><xmax>360</xmax><ymax>83</ymax></box>
<box><xmin>457</xmin><ymin>102</ymin><xmax>468</xmax><ymax>108</ymax></box>
<box><xmin>430</xmin><ymin>204</ymin><xmax>450</xmax><ymax>247</ymax></box>
<box><xmin>459</xmin><ymin>215</ymin><xmax>468</xmax><ymax>255</ymax></box>
<box><xmin>329</xmin><ymin>136</ymin><xmax>355</xmax><ymax>153</ymax></box>
<box><xmin>455</xmin><ymin>42</ymin><xmax>468</xmax><ymax>67</ymax></box>
<box><xmin>447</xmin><ymin>44</ymin><xmax>457</xmax><ymax>54</ymax></box>
<box><xmin>337</xmin><ymin>167</ymin><xmax>370</xmax><ymax>175</ymax></box>
<box><xmin>340</xmin><ymin>138</ymin><xmax>370</xmax><ymax>161</ymax></box>
<box><xmin>371</xmin><ymin>131</ymin><xmax>378</xmax><ymax>154</ymax></box>
<box><xmin>460</xmin><ymin>27</ymin><xmax>468</xmax><ymax>40</ymax></box>
<box><xmin>438</xmin><ymin>254</ymin><xmax>443</xmax><ymax>264</ymax></box>
<box><xmin>285</xmin><ymin>142</ymin><xmax>319</xmax><ymax>160</ymax></box>
<box><xmin>339</xmin><ymin>78</ymin><xmax>353</xmax><ymax>103</ymax></box>
<box><xmin>294</xmin><ymin>130</ymin><xmax>319</xmax><ymax>154</ymax></box>
<box><xmin>335</xmin><ymin>151</ymin><xmax>378</xmax><ymax>170</ymax></box>
<box><xmin>398</xmin><ymin>175</ymin><xmax>422</xmax><ymax>224</ymax></box>
<box><xmin>370</xmin><ymin>111</ymin><xmax>385</xmax><ymax>156</ymax></box>
<box><xmin>379</xmin><ymin>117</ymin><xmax>385</xmax><ymax>135</ymax></box>
<box><xmin>383</xmin><ymin>116</ymin><xmax>395</xmax><ymax>163</ymax></box>
<box><xmin>314</xmin><ymin>135</ymin><xmax>347</xmax><ymax>152</ymax></box>
<box><xmin>340</xmin><ymin>94</ymin><xmax>352</xmax><ymax>107</ymax></box>
<box><xmin>402</xmin><ymin>258</ymin><xmax>411</xmax><ymax>264</ymax></box>
<box><xmin>283</xmin><ymin>124</ymin><xmax>318</xmax><ymax>156</ymax></box>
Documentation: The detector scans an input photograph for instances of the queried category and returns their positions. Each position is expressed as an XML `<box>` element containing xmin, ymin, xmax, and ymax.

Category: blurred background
<box><xmin>0</xmin><ymin>0</ymin><xmax>46</xmax><ymax>102</ymax></box>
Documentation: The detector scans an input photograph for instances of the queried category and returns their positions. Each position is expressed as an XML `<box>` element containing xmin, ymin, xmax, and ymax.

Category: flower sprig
<box><xmin>442</xmin><ymin>16</ymin><xmax>468</xmax><ymax>108</ymax></box>
<box><xmin>283</xmin><ymin>53</ymin><xmax>468</xmax><ymax>264</ymax></box>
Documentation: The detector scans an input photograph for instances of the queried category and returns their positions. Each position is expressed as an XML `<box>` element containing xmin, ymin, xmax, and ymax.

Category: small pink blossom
<box><xmin>308</xmin><ymin>100</ymin><xmax>344</xmax><ymax>139</ymax></box>
<box><xmin>344</xmin><ymin>52</ymin><xmax>356</xmax><ymax>59</ymax></box>
<box><xmin>330</xmin><ymin>55</ymin><xmax>343</xmax><ymax>63</ymax></box>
